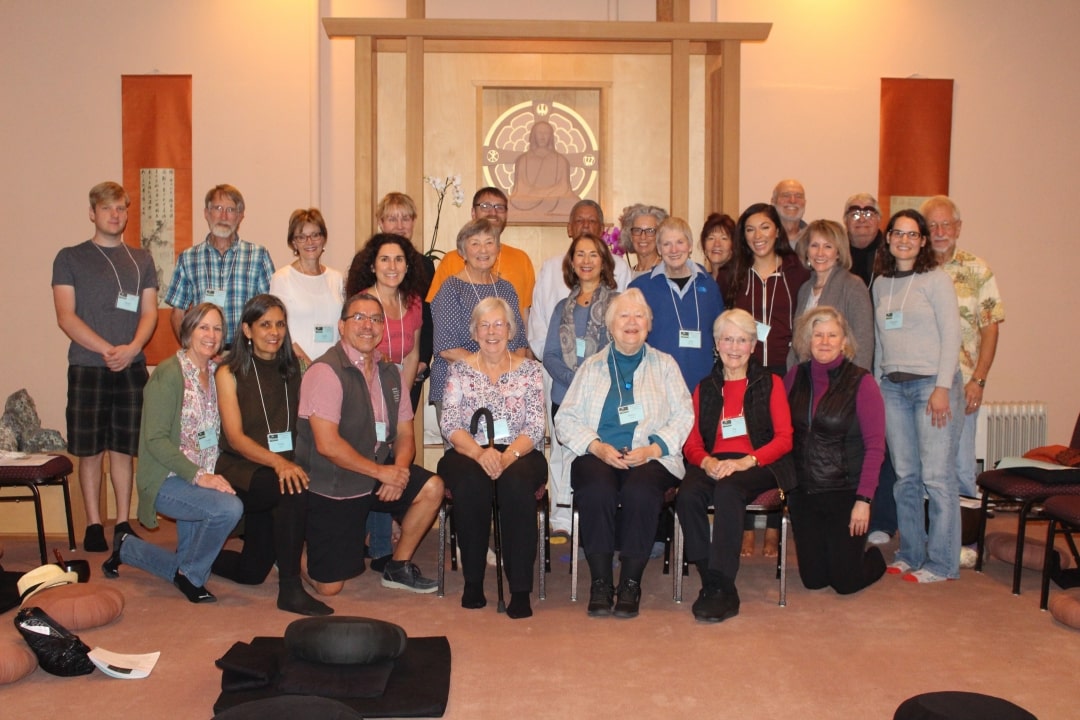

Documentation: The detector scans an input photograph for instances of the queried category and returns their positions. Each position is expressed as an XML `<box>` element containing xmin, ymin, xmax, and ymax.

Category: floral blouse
<box><xmin>440</xmin><ymin>357</ymin><xmax>545</xmax><ymax>452</ymax></box>
<box><xmin>177</xmin><ymin>350</ymin><xmax>220</xmax><ymax>473</ymax></box>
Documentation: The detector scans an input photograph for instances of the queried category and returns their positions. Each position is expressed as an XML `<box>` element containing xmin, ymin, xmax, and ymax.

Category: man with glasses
<box><xmin>920</xmin><ymin>195</ymin><xmax>1005</xmax><ymax>500</ymax></box>
<box><xmin>163</xmin><ymin>184</ymin><xmax>274</xmax><ymax>348</ymax></box>
<box><xmin>425</xmin><ymin>186</ymin><xmax>536</xmax><ymax>325</ymax></box>
<box><xmin>772</xmin><ymin>179</ymin><xmax>808</xmax><ymax>249</ymax></box>
<box><xmin>295</xmin><ymin>293</ymin><xmax>443</xmax><ymax>595</ymax></box>
<box><xmin>843</xmin><ymin>192</ymin><xmax>885</xmax><ymax>286</ymax></box>
<box><xmin>842</xmin><ymin>193</ymin><xmax>897</xmax><ymax>546</ymax></box>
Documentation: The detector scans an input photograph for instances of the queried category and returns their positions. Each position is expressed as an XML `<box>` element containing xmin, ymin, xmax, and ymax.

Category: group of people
<box><xmin>52</xmin><ymin>175</ymin><xmax>1003</xmax><ymax>623</ymax></box>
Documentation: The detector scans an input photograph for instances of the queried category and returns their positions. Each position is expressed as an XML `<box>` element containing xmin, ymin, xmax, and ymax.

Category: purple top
<box><xmin>783</xmin><ymin>355</ymin><xmax>885</xmax><ymax>498</ymax></box>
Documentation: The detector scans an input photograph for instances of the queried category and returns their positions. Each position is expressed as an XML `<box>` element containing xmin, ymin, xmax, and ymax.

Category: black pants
<box><xmin>675</xmin><ymin>461</ymin><xmax>776</xmax><ymax>584</ymax></box>
<box><xmin>437</xmin><ymin>448</ymin><xmax>547</xmax><ymax>593</ymax></box>
<box><xmin>215</xmin><ymin>466</ymin><xmax>307</xmax><ymax>584</ymax></box>
<box><xmin>787</xmin><ymin>488</ymin><xmax>886</xmax><ymax>594</ymax></box>
<box><xmin>571</xmin><ymin>455</ymin><xmax>676</xmax><ymax>560</ymax></box>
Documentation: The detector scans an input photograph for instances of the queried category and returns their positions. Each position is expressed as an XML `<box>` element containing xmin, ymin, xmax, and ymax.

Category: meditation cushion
<box><xmin>214</xmin><ymin>695</ymin><xmax>364</xmax><ymax>719</ymax></box>
<box><xmin>1048</xmin><ymin>588</ymin><xmax>1080</xmax><ymax>630</ymax></box>
<box><xmin>894</xmin><ymin>691</ymin><xmax>1036</xmax><ymax>720</ymax></box>
<box><xmin>985</xmin><ymin>531</ymin><xmax>1075</xmax><ymax>572</ymax></box>
<box><xmin>284</xmin><ymin>616</ymin><xmax>406</xmax><ymax>665</ymax></box>
<box><xmin>24</xmin><ymin>583</ymin><xmax>124</xmax><ymax>631</ymax></box>
<box><xmin>0</xmin><ymin>635</ymin><xmax>37</xmax><ymax>685</ymax></box>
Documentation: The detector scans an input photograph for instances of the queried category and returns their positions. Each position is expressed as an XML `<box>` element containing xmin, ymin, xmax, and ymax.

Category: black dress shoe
<box><xmin>174</xmin><ymin>571</ymin><xmax>217</xmax><ymax>603</ymax></box>
<box><xmin>587</xmin><ymin>578</ymin><xmax>615</xmax><ymax>617</ymax></box>
<box><xmin>612</xmin><ymin>578</ymin><xmax>642</xmax><ymax>619</ymax></box>
<box><xmin>692</xmin><ymin>587</ymin><xmax>738</xmax><ymax>623</ymax></box>
<box><xmin>83</xmin><ymin>523</ymin><xmax>108</xmax><ymax>553</ymax></box>
<box><xmin>101</xmin><ymin>532</ymin><xmax>129</xmax><ymax>579</ymax></box>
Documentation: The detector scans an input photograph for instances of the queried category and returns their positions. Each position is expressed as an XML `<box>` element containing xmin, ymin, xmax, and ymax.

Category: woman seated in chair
<box><xmin>102</xmin><ymin>303</ymin><xmax>243</xmax><ymax>604</ymax></box>
<box><xmin>212</xmin><ymin>294</ymin><xmax>332</xmax><ymax>616</ymax></box>
<box><xmin>555</xmin><ymin>289</ymin><xmax>694</xmax><ymax>619</ymax></box>
<box><xmin>675</xmin><ymin>308</ymin><xmax>795</xmax><ymax>623</ymax></box>
<box><xmin>437</xmin><ymin>297</ymin><xmax>547</xmax><ymax>619</ymax></box>
<box><xmin>783</xmin><ymin>306</ymin><xmax>887</xmax><ymax>594</ymax></box>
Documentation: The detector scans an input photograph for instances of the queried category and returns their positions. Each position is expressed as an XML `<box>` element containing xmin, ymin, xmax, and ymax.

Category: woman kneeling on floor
<box><xmin>783</xmin><ymin>306</ymin><xmax>887</xmax><ymax>594</ymax></box>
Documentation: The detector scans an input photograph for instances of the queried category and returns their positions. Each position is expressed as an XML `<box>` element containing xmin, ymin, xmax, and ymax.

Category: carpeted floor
<box><xmin>1</xmin><ymin>513</ymin><xmax>1075</xmax><ymax>719</ymax></box>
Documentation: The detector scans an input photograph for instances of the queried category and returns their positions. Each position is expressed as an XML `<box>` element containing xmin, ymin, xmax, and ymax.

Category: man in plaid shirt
<box><xmin>164</xmin><ymin>184</ymin><xmax>274</xmax><ymax>348</ymax></box>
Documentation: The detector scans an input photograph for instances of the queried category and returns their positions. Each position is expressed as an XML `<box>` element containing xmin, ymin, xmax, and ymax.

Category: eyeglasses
<box><xmin>888</xmin><ymin>230</ymin><xmax>922</xmax><ymax>241</ymax></box>
<box><xmin>381</xmin><ymin>214</ymin><xmax>413</xmax><ymax>224</ymax></box>
<box><xmin>344</xmin><ymin>312</ymin><xmax>385</xmax><ymax>325</ymax></box>
<box><xmin>209</xmin><ymin>205</ymin><xmax>239</xmax><ymax>216</ymax></box>
<box><xmin>630</xmin><ymin>227</ymin><xmax>658</xmax><ymax>237</ymax></box>
<box><xmin>474</xmin><ymin>202</ymin><xmax>508</xmax><ymax>213</ymax></box>
<box><xmin>718</xmin><ymin>335</ymin><xmax>752</xmax><ymax>347</ymax></box>
<box><xmin>927</xmin><ymin>221</ymin><xmax>956</xmax><ymax>232</ymax></box>
<box><xmin>292</xmin><ymin>231</ymin><xmax>325</xmax><ymax>243</ymax></box>
<box><xmin>477</xmin><ymin>320</ymin><xmax>508</xmax><ymax>331</ymax></box>
<box><xmin>846</xmin><ymin>207</ymin><xmax>879</xmax><ymax>221</ymax></box>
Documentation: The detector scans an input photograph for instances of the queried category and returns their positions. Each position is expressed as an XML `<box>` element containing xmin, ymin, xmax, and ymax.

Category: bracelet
<box><xmin>855</xmin><ymin>494</ymin><xmax>873</xmax><ymax>505</ymax></box>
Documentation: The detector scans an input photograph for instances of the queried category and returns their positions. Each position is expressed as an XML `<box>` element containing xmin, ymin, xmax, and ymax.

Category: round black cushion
<box><xmin>214</xmin><ymin>695</ymin><xmax>363</xmax><ymax>719</ymax></box>
<box><xmin>894</xmin><ymin>691</ymin><xmax>1037</xmax><ymax>720</ymax></box>
<box><xmin>284</xmin><ymin>616</ymin><xmax>407</xmax><ymax>665</ymax></box>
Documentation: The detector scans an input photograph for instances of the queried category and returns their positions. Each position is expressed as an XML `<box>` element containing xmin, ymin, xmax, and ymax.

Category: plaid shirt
<box><xmin>554</xmin><ymin>344</ymin><xmax>693</xmax><ymax>480</ymax></box>
<box><xmin>163</xmin><ymin>236</ymin><xmax>274</xmax><ymax>345</ymax></box>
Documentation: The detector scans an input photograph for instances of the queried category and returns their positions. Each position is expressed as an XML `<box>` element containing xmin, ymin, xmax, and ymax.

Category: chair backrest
<box><xmin>1071</xmin><ymin>410</ymin><xmax>1080</xmax><ymax>450</ymax></box>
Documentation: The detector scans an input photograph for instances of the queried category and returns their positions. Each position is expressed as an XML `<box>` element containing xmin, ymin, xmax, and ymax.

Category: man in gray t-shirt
<box><xmin>52</xmin><ymin>181</ymin><xmax>159</xmax><ymax>553</ymax></box>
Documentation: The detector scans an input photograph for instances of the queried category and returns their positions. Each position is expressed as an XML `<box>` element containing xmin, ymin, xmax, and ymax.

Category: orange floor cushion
<box><xmin>23</xmin><ymin>583</ymin><xmax>124</xmax><ymax>631</ymax></box>
<box><xmin>0</xmin><ymin>635</ymin><xmax>37</xmax><ymax>685</ymax></box>
<box><xmin>985</xmin><ymin>531</ymin><xmax>1076</xmax><ymax>571</ymax></box>
<box><xmin>1048</xmin><ymin>588</ymin><xmax>1080</xmax><ymax>630</ymax></box>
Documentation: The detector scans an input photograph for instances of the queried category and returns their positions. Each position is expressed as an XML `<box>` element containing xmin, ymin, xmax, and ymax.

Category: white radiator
<box><xmin>974</xmin><ymin>401</ymin><xmax>1048</xmax><ymax>472</ymax></box>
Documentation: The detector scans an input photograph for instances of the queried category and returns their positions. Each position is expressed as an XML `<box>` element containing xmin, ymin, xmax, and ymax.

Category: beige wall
<box><xmin>2</xmin><ymin>0</ymin><xmax>1077</xmax><ymax>529</ymax></box>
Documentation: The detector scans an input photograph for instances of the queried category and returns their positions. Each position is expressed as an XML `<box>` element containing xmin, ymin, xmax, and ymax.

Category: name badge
<box><xmin>203</xmin><ymin>288</ymin><xmax>227</xmax><ymax>305</ymax></box>
<box><xmin>375</xmin><ymin>421</ymin><xmax>387</xmax><ymax>442</ymax></box>
<box><xmin>493</xmin><ymin>418</ymin><xmax>511</xmax><ymax>442</ymax></box>
<box><xmin>679</xmin><ymin>330</ymin><xmax>702</xmax><ymax>348</ymax></box>
<box><xmin>756</xmin><ymin>322</ymin><xmax>771</xmax><ymax>342</ymax></box>
<box><xmin>115</xmin><ymin>291</ymin><xmax>139</xmax><ymax>312</ymax></box>
<box><xmin>575</xmin><ymin>338</ymin><xmax>586</xmax><ymax>358</ymax></box>
<box><xmin>618</xmin><ymin>403</ymin><xmax>644</xmax><ymax>425</ymax></box>
<box><xmin>267</xmin><ymin>432</ymin><xmax>293</xmax><ymax>453</ymax></box>
<box><xmin>884</xmin><ymin>311</ymin><xmax>904</xmax><ymax>330</ymax></box>
<box><xmin>197</xmin><ymin>428</ymin><xmax>218</xmax><ymax>450</ymax></box>
<box><xmin>314</xmin><ymin>325</ymin><xmax>334</xmax><ymax>343</ymax></box>
<box><xmin>721</xmin><ymin>417</ymin><xmax>748</xmax><ymax>438</ymax></box>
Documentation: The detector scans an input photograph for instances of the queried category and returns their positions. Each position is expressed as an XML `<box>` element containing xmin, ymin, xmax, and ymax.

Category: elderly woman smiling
<box><xmin>438</xmin><ymin>297</ymin><xmax>548</xmax><ymax>620</ymax></box>
<box><xmin>629</xmin><ymin>216</ymin><xmax>725</xmax><ymax>392</ymax></box>
<box><xmin>675</xmin><ymin>308</ymin><xmax>795</xmax><ymax>622</ymax></box>
<box><xmin>555</xmin><ymin>289</ymin><xmax>693</xmax><ymax>619</ymax></box>
<box><xmin>430</xmin><ymin>219</ymin><xmax>529</xmax><ymax>414</ymax></box>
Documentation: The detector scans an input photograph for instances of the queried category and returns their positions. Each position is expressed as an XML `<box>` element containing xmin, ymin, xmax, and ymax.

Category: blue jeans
<box><xmin>367</xmin><ymin>511</ymin><xmax>394</xmax><ymax>559</ymax></box>
<box><xmin>121</xmin><ymin>474</ymin><xmax>243</xmax><ymax>587</ymax></box>
<box><xmin>955</xmin><ymin>406</ymin><xmax>979</xmax><ymax>497</ymax></box>
<box><xmin>881</xmin><ymin>373</ymin><xmax>963</xmax><ymax>579</ymax></box>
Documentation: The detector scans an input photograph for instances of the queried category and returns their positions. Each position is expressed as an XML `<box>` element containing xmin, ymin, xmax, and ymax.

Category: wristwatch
<box><xmin>856</xmin><ymin>494</ymin><xmax>873</xmax><ymax>505</ymax></box>
<box><xmin>973</xmin><ymin>377</ymin><xmax>986</xmax><ymax>388</ymax></box>
<box><xmin>511</xmin><ymin>448</ymin><xmax>521</xmax><ymax>458</ymax></box>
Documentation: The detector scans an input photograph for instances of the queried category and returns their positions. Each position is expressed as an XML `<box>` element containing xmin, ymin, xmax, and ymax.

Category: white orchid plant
<box><xmin>423</xmin><ymin>173</ymin><xmax>465</xmax><ymax>261</ymax></box>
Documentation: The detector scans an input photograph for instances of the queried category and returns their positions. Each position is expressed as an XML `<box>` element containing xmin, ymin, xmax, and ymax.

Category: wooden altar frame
<box><xmin>322</xmin><ymin>14</ymin><xmax>771</xmax><ymax>245</ymax></box>
<box><xmin>323</xmin><ymin>7</ymin><xmax>771</xmax><ymax>455</ymax></box>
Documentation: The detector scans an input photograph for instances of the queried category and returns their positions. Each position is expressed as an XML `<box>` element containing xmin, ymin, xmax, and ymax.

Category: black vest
<box><xmin>788</xmin><ymin>358</ymin><xmax>865</xmax><ymax>494</ymax></box>
<box><xmin>698</xmin><ymin>358</ymin><xmax>797</xmax><ymax>492</ymax></box>
<box><xmin>295</xmin><ymin>344</ymin><xmax>402</xmax><ymax>499</ymax></box>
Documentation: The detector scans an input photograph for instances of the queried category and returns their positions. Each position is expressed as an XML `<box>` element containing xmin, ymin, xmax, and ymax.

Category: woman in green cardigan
<box><xmin>102</xmin><ymin>303</ymin><xmax>243</xmax><ymax>603</ymax></box>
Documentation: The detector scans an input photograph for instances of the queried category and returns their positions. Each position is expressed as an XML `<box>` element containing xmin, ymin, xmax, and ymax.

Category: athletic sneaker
<box><xmin>903</xmin><ymin>568</ymin><xmax>952</xmax><ymax>583</ymax></box>
<box><xmin>381</xmin><ymin>560</ymin><xmax>438</xmax><ymax>593</ymax></box>
<box><xmin>867</xmin><ymin>531</ymin><xmax>891</xmax><ymax>546</ymax></box>
<box><xmin>886</xmin><ymin>560</ymin><xmax>913</xmax><ymax>575</ymax></box>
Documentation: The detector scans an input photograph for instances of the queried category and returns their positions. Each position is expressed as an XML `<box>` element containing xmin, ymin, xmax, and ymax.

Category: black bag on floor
<box><xmin>14</xmin><ymin>606</ymin><xmax>94</xmax><ymax>676</ymax></box>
